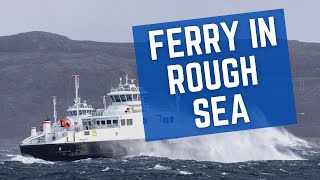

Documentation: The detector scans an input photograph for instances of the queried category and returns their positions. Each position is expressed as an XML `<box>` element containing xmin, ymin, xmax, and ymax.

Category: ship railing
<box><xmin>111</xmin><ymin>87</ymin><xmax>140</xmax><ymax>92</ymax></box>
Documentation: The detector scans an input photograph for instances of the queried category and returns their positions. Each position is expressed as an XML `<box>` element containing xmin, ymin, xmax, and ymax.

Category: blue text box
<box><xmin>133</xmin><ymin>9</ymin><xmax>296</xmax><ymax>141</ymax></box>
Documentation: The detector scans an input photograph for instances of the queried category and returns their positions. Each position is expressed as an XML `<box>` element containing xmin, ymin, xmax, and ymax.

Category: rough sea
<box><xmin>1</xmin><ymin>128</ymin><xmax>320</xmax><ymax>179</ymax></box>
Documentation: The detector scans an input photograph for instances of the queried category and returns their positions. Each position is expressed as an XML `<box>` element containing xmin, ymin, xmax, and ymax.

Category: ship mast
<box><xmin>103</xmin><ymin>95</ymin><xmax>107</xmax><ymax>109</ymax></box>
<box><xmin>73</xmin><ymin>75</ymin><xmax>80</xmax><ymax>122</ymax></box>
<box><xmin>53</xmin><ymin>96</ymin><xmax>57</xmax><ymax>124</ymax></box>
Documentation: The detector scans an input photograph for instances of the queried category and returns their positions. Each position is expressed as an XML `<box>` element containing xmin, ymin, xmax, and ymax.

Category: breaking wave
<box><xmin>6</xmin><ymin>154</ymin><xmax>54</xmax><ymax>164</ymax></box>
<box><xmin>130</xmin><ymin>127</ymin><xmax>309</xmax><ymax>163</ymax></box>
<box><xmin>148</xmin><ymin>164</ymin><xmax>171</xmax><ymax>170</ymax></box>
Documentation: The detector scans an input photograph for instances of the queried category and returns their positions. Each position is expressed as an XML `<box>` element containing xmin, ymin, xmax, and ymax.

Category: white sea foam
<box><xmin>178</xmin><ymin>170</ymin><xmax>193</xmax><ymax>175</ymax></box>
<box><xmin>102</xmin><ymin>167</ymin><xmax>110</xmax><ymax>172</ymax></box>
<box><xmin>73</xmin><ymin>158</ymin><xmax>92</xmax><ymax>163</ymax></box>
<box><xmin>221</xmin><ymin>172</ymin><xmax>229</xmax><ymax>176</ymax></box>
<box><xmin>129</xmin><ymin>127</ymin><xmax>309</xmax><ymax>163</ymax></box>
<box><xmin>149</xmin><ymin>164</ymin><xmax>171</xmax><ymax>170</ymax></box>
<box><xmin>279</xmin><ymin>168</ymin><xmax>288</xmax><ymax>173</ymax></box>
<box><xmin>7</xmin><ymin>154</ymin><xmax>54</xmax><ymax>164</ymax></box>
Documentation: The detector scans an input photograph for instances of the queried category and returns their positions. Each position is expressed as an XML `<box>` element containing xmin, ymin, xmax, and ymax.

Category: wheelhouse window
<box><xmin>126</xmin><ymin>95</ymin><xmax>132</xmax><ymax>101</ymax></box>
<box><xmin>97</xmin><ymin>121</ymin><xmax>100</xmax><ymax>125</ymax></box>
<box><xmin>114</xmin><ymin>95</ymin><xmax>121</xmax><ymax>102</ymax></box>
<box><xmin>110</xmin><ymin>96</ymin><xmax>116</xmax><ymax>102</ymax></box>
<box><xmin>101</xmin><ymin>120</ymin><xmax>106</xmax><ymax>125</ymax></box>
<box><xmin>69</xmin><ymin>111</ymin><xmax>77</xmax><ymax>116</ymax></box>
<box><xmin>113</xmin><ymin>120</ymin><xmax>118</xmax><ymax>125</ymax></box>
<box><xmin>120</xmin><ymin>95</ymin><xmax>126</xmax><ymax>102</ymax></box>
<box><xmin>133</xmin><ymin>94</ymin><xmax>137</xmax><ymax>101</ymax></box>
<box><xmin>107</xmin><ymin>120</ymin><xmax>112</xmax><ymax>125</ymax></box>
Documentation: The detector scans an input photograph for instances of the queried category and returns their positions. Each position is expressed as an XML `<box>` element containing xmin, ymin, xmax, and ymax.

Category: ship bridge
<box><xmin>67</xmin><ymin>98</ymin><xmax>94</xmax><ymax>117</ymax></box>
<box><xmin>106</xmin><ymin>75</ymin><xmax>141</xmax><ymax>106</ymax></box>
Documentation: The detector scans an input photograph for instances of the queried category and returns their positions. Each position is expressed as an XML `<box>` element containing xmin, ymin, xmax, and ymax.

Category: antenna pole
<box><xmin>103</xmin><ymin>96</ymin><xmax>107</xmax><ymax>109</ymax></box>
<box><xmin>73</xmin><ymin>75</ymin><xmax>80</xmax><ymax>122</ymax></box>
<box><xmin>53</xmin><ymin>96</ymin><xmax>57</xmax><ymax>124</ymax></box>
<box><xmin>125</xmin><ymin>74</ymin><xmax>129</xmax><ymax>85</ymax></box>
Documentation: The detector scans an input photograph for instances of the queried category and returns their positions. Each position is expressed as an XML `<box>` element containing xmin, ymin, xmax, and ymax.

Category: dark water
<box><xmin>0</xmin><ymin>144</ymin><xmax>320</xmax><ymax>180</ymax></box>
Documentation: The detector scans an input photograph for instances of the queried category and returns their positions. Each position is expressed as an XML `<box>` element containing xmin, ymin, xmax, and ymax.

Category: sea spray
<box><xmin>127</xmin><ymin>127</ymin><xmax>309</xmax><ymax>163</ymax></box>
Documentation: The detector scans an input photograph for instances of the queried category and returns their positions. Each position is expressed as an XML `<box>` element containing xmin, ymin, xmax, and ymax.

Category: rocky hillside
<box><xmin>0</xmin><ymin>31</ymin><xmax>319</xmax><ymax>142</ymax></box>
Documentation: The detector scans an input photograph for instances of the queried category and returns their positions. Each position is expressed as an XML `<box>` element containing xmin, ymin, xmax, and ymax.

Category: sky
<box><xmin>0</xmin><ymin>0</ymin><xmax>317</xmax><ymax>42</ymax></box>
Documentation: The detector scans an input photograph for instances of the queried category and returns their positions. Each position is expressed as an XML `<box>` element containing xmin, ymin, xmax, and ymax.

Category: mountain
<box><xmin>0</xmin><ymin>31</ymin><xmax>319</xmax><ymax>143</ymax></box>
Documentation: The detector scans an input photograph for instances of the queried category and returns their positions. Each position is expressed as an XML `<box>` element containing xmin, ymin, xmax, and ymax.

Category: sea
<box><xmin>1</xmin><ymin>128</ymin><xmax>320</xmax><ymax>179</ymax></box>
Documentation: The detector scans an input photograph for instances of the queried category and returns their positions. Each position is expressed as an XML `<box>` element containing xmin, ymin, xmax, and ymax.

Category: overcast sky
<box><xmin>0</xmin><ymin>0</ymin><xmax>317</xmax><ymax>42</ymax></box>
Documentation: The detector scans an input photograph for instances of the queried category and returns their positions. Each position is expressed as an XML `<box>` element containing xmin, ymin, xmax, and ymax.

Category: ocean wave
<box><xmin>129</xmin><ymin>127</ymin><xmax>310</xmax><ymax>163</ymax></box>
<box><xmin>101</xmin><ymin>167</ymin><xmax>110</xmax><ymax>172</ymax></box>
<box><xmin>148</xmin><ymin>164</ymin><xmax>171</xmax><ymax>170</ymax></box>
<box><xmin>7</xmin><ymin>154</ymin><xmax>54</xmax><ymax>164</ymax></box>
<box><xmin>72</xmin><ymin>158</ymin><xmax>92</xmax><ymax>163</ymax></box>
<box><xmin>178</xmin><ymin>170</ymin><xmax>193</xmax><ymax>175</ymax></box>
<box><xmin>221</xmin><ymin>172</ymin><xmax>229</xmax><ymax>176</ymax></box>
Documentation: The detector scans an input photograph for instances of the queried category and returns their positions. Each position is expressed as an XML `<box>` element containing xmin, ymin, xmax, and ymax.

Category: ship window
<box><xmin>110</xmin><ymin>96</ymin><xmax>115</xmax><ymax>102</ymax></box>
<box><xmin>97</xmin><ymin>121</ymin><xmax>100</xmax><ymax>125</ymax></box>
<box><xmin>84</xmin><ymin>131</ymin><xmax>90</xmax><ymax>136</ymax></box>
<box><xmin>113</xmin><ymin>120</ymin><xmax>118</xmax><ymax>125</ymax></box>
<box><xmin>120</xmin><ymin>95</ymin><xmax>127</xmax><ymax>102</ymax></box>
<box><xmin>107</xmin><ymin>120</ymin><xmax>111</xmax><ymax>125</ymax></box>
<box><xmin>133</xmin><ymin>94</ymin><xmax>137</xmax><ymax>101</ymax></box>
<box><xmin>114</xmin><ymin>95</ymin><xmax>121</xmax><ymax>102</ymax></box>
<box><xmin>137</xmin><ymin>94</ymin><xmax>140</xmax><ymax>101</ymax></box>
<box><xmin>101</xmin><ymin>120</ymin><xmax>106</xmax><ymax>125</ymax></box>
<box><xmin>127</xmin><ymin>119</ymin><xmax>133</xmax><ymax>125</ymax></box>
<box><xmin>126</xmin><ymin>95</ymin><xmax>132</xmax><ymax>101</ymax></box>
<box><xmin>88</xmin><ymin>121</ymin><xmax>92</xmax><ymax>126</ymax></box>
<box><xmin>121</xmin><ymin>119</ymin><xmax>125</xmax><ymax>126</ymax></box>
<box><xmin>70</xmin><ymin>111</ymin><xmax>76</xmax><ymax>116</ymax></box>
<box><xmin>79</xmin><ymin>111</ymin><xmax>82</xmax><ymax>115</ymax></box>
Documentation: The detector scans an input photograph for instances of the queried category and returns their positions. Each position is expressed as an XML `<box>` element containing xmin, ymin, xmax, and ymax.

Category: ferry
<box><xmin>19</xmin><ymin>75</ymin><xmax>147</xmax><ymax>161</ymax></box>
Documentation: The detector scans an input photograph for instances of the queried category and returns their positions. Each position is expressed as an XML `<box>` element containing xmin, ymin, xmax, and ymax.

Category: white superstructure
<box><xmin>21</xmin><ymin>75</ymin><xmax>145</xmax><ymax>145</ymax></box>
